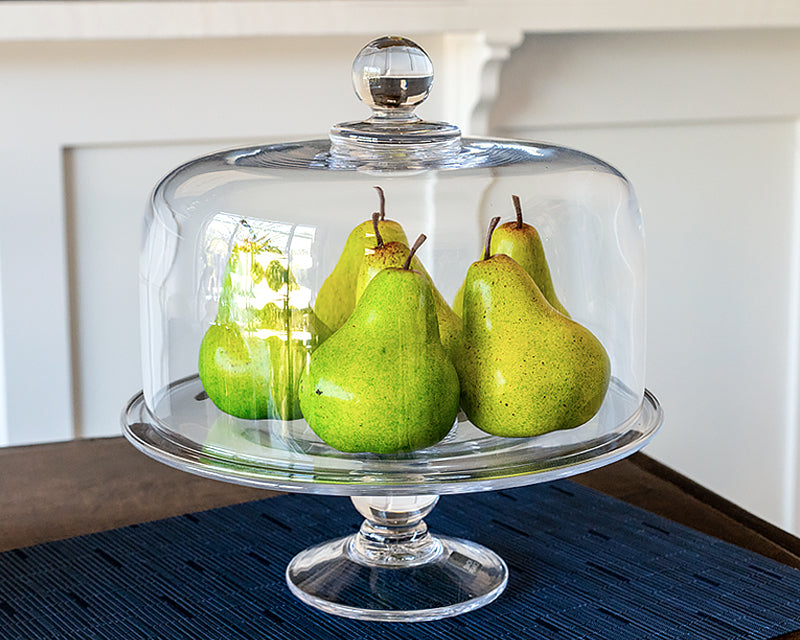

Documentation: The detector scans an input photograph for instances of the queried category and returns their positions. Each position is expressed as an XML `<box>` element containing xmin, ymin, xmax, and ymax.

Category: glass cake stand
<box><xmin>122</xmin><ymin>376</ymin><xmax>662</xmax><ymax>622</ymax></box>
<box><xmin>124</xmin><ymin>35</ymin><xmax>663</xmax><ymax>624</ymax></box>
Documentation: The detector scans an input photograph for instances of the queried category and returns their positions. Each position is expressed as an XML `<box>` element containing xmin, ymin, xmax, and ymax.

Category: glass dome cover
<box><xmin>123</xmin><ymin>35</ymin><xmax>662</xmax><ymax>622</ymax></box>
<box><xmin>126</xmin><ymin>35</ymin><xmax>658</xmax><ymax>491</ymax></box>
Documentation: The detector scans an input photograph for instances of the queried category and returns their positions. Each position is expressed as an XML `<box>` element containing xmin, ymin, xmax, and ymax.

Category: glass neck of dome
<box><xmin>329</xmin><ymin>117</ymin><xmax>462</xmax><ymax>169</ymax></box>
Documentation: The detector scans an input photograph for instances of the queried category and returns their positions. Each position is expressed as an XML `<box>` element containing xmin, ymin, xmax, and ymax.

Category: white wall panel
<box><xmin>66</xmin><ymin>142</ymin><xmax>248</xmax><ymax>438</ymax></box>
<box><xmin>0</xmin><ymin>34</ymin><xmax>453</xmax><ymax>445</ymax></box>
<box><xmin>0</xmin><ymin>36</ymin><xmax>356</xmax><ymax>445</ymax></box>
<box><xmin>491</xmin><ymin>30</ymin><xmax>800</xmax><ymax>531</ymax></box>
<box><xmin>508</xmin><ymin>121</ymin><xmax>797</xmax><ymax>527</ymax></box>
<box><xmin>0</xmin><ymin>145</ymin><xmax>73</xmax><ymax>445</ymax></box>
<box><xmin>491</xmin><ymin>30</ymin><xmax>800</xmax><ymax>129</ymax></box>
<box><xmin>3</xmin><ymin>12</ymin><xmax>800</xmax><ymax>535</ymax></box>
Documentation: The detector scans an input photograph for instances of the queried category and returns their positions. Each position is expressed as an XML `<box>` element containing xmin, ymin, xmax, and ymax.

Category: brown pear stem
<box><xmin>403</xmin><ymin>234</ymin><xmax>427</xmax><ymax>270</ymax></box>
<box><xmin>371</xmin><ymin>212</ymin><xmax>384</xmax><ymax>248</ymax></box>
<box><xmin>484</xmin><ymin>216</ymin><xmax>501</xmax><ymax>260</ymax></box>
<box><xmin>512</xmin><ymin>195</ymin><xmax>523</xmax><ymax>229</ymax></box>
<box><xmin>374</xmin><ymin>186</ymin><xmax>386</xmax><ymax>220</ymax></box>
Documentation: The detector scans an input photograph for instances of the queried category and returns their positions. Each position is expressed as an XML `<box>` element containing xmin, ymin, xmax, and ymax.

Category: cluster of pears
<box><xmin>299</xmin><ymin>233</ymin><xmax>460</xmax><ymax>454</ymax></box>
<box><xmin>453</xmin><ymin>202</ymin><xmax>611</xmax><ymax>438</ymax></box>
<box><xmin>313</xmin><ymin>187</ymin><xmax>460</xmax><ymax>358</ymax></box>
<box><xmin>197</xmin><ymin>189</ymin><xmax>611</xmax><ymax>456</ymax></box>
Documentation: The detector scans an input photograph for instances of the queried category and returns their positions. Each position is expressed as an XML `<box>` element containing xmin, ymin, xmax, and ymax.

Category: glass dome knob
<box><xmin>330</xmin><ymin>35</ymin><xmax>460</xmax><ymax>167</ymax></box>
<box><xmin>352</xmin><ymin>36</ymin><xmax>434</xmax><ymax>116</ymax></box>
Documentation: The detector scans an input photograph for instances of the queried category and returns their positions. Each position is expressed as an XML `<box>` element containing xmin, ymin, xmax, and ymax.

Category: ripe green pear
<box><xmin>454</xmin><ymin>251</ymin><xmax>610</xmax><ymax>437</ymax></box>
<box><xmin>454</xmin><ymin>195</ymin><xmax>569</xmax><ymax>318</ymax></box>
<box><xmin>355</xmin><ymin>215</ymin><xmax>461</xmax><ymax>359</ymax></box>
<box><xmin>355</xmin><ymin>242</ymin><xmax>410</xmax><ymax>300</ymax></box>
<box><xmin>198</xmin><ymin>237</ymin><xmax>328</xmax><ymax>421</ymax></box>
<box><xmin>299</xmin><ymin>244</ymin><xmax>460</xmax><ymax>454</ymax></box>
<box><xmin>199</xmin><ymin>324</ymin><xmax>274</xmax><ymax>420</ymax></box>
<box><xmin>314</xmin><ymin>187</ymin><xmax>408</xmax><ymax>332</ymax></box>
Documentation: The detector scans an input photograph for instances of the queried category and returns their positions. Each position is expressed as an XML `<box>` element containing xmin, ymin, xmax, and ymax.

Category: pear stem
<box><xmin>374</xmin><ymin>186</ymin><xmax>386</xmax><ymax>221</ymax></box>
<box><xmin>512</xmin><ymin>195</ymin><xmax>523</xmax><ymax>229</ymax></box>
<box><xmin>484</xmin><ymin>216</ymin><xmax>501</xmax><ymax>261</ymax></box>
<box><xmin>403</xmin><ymin>234</ymin><xmax>427</xmax><ymax>270</ymax></box>
<box><xmin>371</xmin><ymin>212</ymin><xmax>384</xmax><ymax>248</ymax></box>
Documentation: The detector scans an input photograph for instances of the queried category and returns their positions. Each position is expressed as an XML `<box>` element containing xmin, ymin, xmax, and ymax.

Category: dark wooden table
<box><xmin>2</xmin><ymin>436</ymin><xmax>800</xmax><ymax>566</ymax></box>
<box><xmin>2</xmin><ymin>437</ymin><xmax>800</xmax><ymax>639</ymax></box>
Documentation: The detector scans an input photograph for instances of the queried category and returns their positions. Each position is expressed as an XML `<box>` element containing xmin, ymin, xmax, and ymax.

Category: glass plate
<box><xmin>122</xmin><ymin>376</ymin><xmax>662</xmax><ymax>496</ymax></box>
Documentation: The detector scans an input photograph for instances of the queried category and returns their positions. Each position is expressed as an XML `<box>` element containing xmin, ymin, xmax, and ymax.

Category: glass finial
<box><xmin>352</xmin><ymin>36</ymin><xmax>434</xmax><ymax>116</ymax></box>
<box><xmin>330</xmin><ymin>35</ymin><xmax>460</xmax><ymax>167</ymax></box>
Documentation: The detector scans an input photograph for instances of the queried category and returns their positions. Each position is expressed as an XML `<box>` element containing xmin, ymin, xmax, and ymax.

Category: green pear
<box><xmin>299</xmin><ymin>236</ymin><xmax>460</xmax><ymax>454</ymax></box>
<box><xmin>199</xmin><ymin>323</ymin><xmax>274</xmax><ymax>420</ymax></box>
<box><xmin>412</xmin><ymin>258</ymin><xmax>462</xmax><ymax>362</ymax></box>
<box><xmin>199</xmin><ymin>233</ymin><xmax>328</xmax><ymax>421</ymax></box>
<box><xmin>354</xmin><ymin>213</ymin><xmax>411</xmax><ymax>300</ymax></box>
<box><xmin>454</xmin><ymin>218</ymin><xmax>610</xmax><ymax>437</ymax></box>
<box><xmin>314</xmin><ymin>186</ymin><xmax>408</xmax><ymax>332</ymax></box>
<box><xmin>454</xmin><ymin>195</ymin><xmax>569</xmax><ymax>318</ymax></box>
<box><xmin>355</xmin><ymin>214</ymin><xmax>461</xmax><ymax>359</ymax></box>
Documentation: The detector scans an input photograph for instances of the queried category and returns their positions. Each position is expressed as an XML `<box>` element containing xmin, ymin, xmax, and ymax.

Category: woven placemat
<box><xmin>1</xmin><ymin>480</ymin><xmax>799</xmax><ymax>639</ymax></box>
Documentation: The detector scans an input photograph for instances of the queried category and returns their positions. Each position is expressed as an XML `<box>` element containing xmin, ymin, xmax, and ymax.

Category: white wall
<box><xmin>490</xmin><ymin>29</ymin><xmax>800</xmax><ymax>530</ymax></box>
<box><xmin>0</xmin><ymin>261</ymin><xmax>6</xmax><ymax>446</ymax></box>
<box><xmin>0</xmin><ymin>35</ymin><xmax>394</xmax><ymax>445</ymax></box>
<box><xmin>3</xmin><ymin>4</ymin><xmax>800</xmax><ymax>533</ymax></box>
<box><xmin>67</xmin><ymin>142</ymin><xmax>251</xmax><ymax>438</ymax></box>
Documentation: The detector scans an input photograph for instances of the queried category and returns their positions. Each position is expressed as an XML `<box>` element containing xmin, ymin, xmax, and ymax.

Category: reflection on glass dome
<box><xmin>197</xmin><ymin>214</ymin><xmax>325</xmax><ymax>422</ymax></box>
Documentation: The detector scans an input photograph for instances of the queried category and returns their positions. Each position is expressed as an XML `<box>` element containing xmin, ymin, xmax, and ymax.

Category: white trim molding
<box><xmin>2</xmin><ymin>1</ymin><xmax>800</xmax><ymax>43</ymax></box>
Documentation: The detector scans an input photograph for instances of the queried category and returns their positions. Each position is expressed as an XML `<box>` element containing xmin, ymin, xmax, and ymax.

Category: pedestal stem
<box><xmin>349</xmin><ymin>495</ymin><xmax>442</xmax><ymax>567</ymax></box>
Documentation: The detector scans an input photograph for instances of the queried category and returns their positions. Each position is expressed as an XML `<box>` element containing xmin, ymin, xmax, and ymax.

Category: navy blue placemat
<box><xmin>1</xmin><ymin>480</ymin><xmax>799</xmax><ymax>640</ymax></box>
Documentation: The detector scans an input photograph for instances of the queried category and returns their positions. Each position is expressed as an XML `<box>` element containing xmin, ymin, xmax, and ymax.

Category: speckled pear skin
<box><xmin>355</xmin><ymin>241</ymin><xmax>410</xmax><ymax>300</ymax></box>
<box><xmin>314</xmin><ymin>219</ymin><xmax>407</xmax><ymax>332</ymax></box>
<box><xmin>299</xmin><ymin>268</ymin><xmax>460</xmax><ymax>454</ymax></box>
<box><xmin>198</xmin><ymin>239</ymin><xmax>329</xmax><ymax>421</ymax></box>
<box><xmin>356</xmin><ymin>242</ymin><xmax>462</xmax><ymax>360</ymax></box>
<box><xmin>491</xmin><ymin>220</ymin><xmax>570</xmax><ymax>317</ymax></box>
<box><xmin>410</xmin><ymin>256</ymin><xmax>462</xmax><ymax>363</ymax></box>
<box><xmin>454</xmin><ymin>220</ymin><xmax>569</xmax><ymax>318</ymax></box>
<box><xmin>454</xmin><ymin>254</ymin><xmax>610</xmax><ymax>437</ymax></box>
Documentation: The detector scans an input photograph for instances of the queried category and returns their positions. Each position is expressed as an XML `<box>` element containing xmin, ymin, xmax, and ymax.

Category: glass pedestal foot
<box><xmin>285</xmin><ymin>495</ymin><xmax>508</xmax><ymax>622</ymax></box>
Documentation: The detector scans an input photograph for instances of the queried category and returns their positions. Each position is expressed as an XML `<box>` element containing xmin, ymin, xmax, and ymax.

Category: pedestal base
<box><xmin>286</xmin><ymin>533</ymin><xmax>508</xmax><ymax>622</ymax></box>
